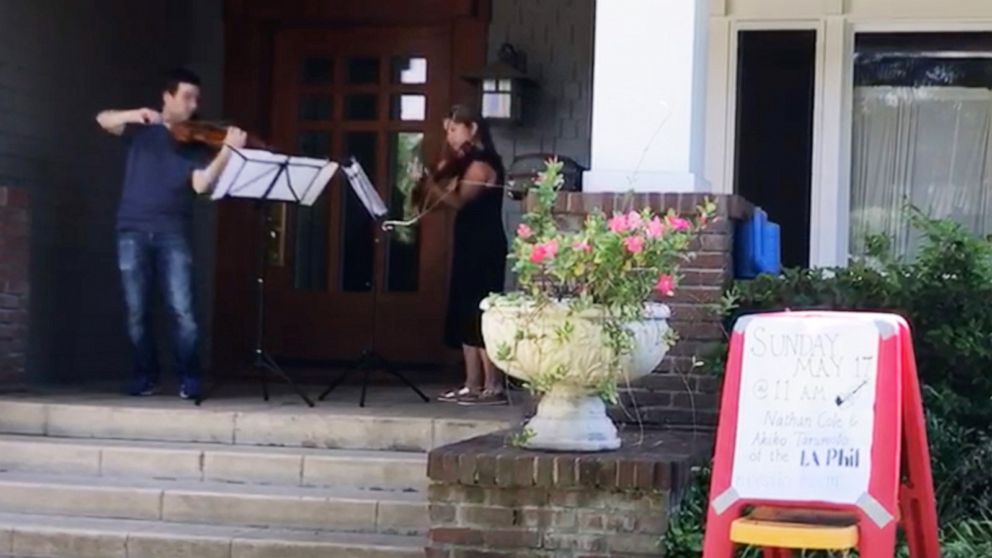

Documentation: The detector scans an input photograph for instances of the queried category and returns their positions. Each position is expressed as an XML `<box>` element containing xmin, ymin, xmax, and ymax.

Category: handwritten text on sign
<box><xmin>731</xmin><ymin>316</ymin><xmax>880</xmax><ymax>504</ymax></box>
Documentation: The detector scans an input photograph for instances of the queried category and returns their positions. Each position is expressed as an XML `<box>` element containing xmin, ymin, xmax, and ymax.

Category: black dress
<box><xmin>444</xmin><ymin>149</ymin><xmax>508</xmax><ymax>349</ymax></box>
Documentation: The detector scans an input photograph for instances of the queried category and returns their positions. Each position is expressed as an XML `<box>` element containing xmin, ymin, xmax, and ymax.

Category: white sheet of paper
<box><xmin>731</xmin><ymin>315</ymin><xmax>880</xmax><ymax>504</ymax></box>
<box><xmin>343</xmin><ymin>160</ymin><xmax>388</xmax><ymax>217</ymax></box>
<box><xmin>288</xmin><ymin>156</ymin><xmax>338</xmax><ymax>207</ymax></box>
<box><xmin>212</xmin><ymin>149</ymin><xmax>336</xmax><ymax>207</ymax></box>
<box><xmin>212</xmin><ymin>149</ymin><xmax>284</xmax><ymax>201</ymax></box>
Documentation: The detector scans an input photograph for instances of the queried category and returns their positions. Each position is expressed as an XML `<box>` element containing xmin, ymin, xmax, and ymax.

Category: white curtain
<box><xmin>850</xmin><ymin>86</ymin><xmax>992</xmax><ymax>257</ymax></box>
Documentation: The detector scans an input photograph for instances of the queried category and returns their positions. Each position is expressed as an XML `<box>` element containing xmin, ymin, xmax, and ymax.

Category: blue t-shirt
<box><xmin>116</xmin><ymin>123</ymin><xmax>210</xmax><ymax>233</ymax></box>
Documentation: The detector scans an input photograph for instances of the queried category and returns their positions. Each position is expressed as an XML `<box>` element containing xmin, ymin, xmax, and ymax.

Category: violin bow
<box><xmin>380</xmin><ymin>178</ymin><xmax>514</xmax><ymax>231</ymax></box>
<box><xmin>380</xmin><ymin>156</ymin><xmax>516</xmax><ymax>231</ymax></box>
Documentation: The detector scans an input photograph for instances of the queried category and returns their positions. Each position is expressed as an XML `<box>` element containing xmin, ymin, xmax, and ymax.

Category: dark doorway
<box><xmin>734</xmin><ymin>30</ymin><xmax>816</xmax><ymax>268</ymax></box>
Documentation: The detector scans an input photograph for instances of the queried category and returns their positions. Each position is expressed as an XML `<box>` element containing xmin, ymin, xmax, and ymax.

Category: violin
<box><xmin>410</xmin><ymin>141</ymin><xmax>474</xmax><ymax>210</ymax></box>
<box><xmin>169</xmin><ymin>120</ymin><xmax>268</xmax><ymax>151</ymax></box>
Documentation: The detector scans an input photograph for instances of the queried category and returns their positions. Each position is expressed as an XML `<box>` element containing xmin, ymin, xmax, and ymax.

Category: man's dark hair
<box><xmin>165</xmin><ymin>68</ymin><xmax>201</xmax><ymax>95</ymax></box>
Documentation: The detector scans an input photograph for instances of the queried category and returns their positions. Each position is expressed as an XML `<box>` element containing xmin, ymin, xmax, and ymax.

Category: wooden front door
<box><xmin>264</xmin><ymin>26</ymin><xmax>453</xmax><ymax>364</ymax></box>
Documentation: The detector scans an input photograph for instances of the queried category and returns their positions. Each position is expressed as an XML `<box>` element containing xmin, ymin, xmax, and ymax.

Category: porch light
<box><xmin>463</xmin><ymin>43</ymin><xmax>535</xmax><ymax>123</ymax></box>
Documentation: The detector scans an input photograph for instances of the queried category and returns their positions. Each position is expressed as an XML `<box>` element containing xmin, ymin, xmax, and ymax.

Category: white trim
<box><xmin>848</xmin><ymin>20</ymin><xmax>992</xmax><ymax>32</ymax></box>
<box><xmin>811</xmin><ymin>22</ymin><xmax>828</xmax><ymax>266</ymax></box>
<box><xmin>704</xmin><ymin>16</ymin><xmax>732</xmax><ymax>194</ymax></box>
<box><xmin>812</xmin><ymin>17</ymin><xmax>851</xmax><ymax>267</ymax></box>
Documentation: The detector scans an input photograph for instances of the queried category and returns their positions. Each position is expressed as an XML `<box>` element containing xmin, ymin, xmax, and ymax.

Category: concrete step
<box><xmin>0</xmin><ymin>472</ymin><xmax>427</xmax><ymax>535</ymax></box>
<box><xmin>0</xmin><ymin>395</ymin><xmax>513</xmax><ymax>452</ymax></box>
<box><xmin>0</xmin><ymin>434</ymin><xmax>428</xmax><ymax>491</ymax></box>
<box><xmin>0</xmin><ymin>511</ymin><xmax>422</xmax><ymax>557</ymax></box>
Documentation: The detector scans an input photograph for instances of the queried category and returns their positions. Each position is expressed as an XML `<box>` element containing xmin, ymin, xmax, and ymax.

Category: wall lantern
<box><xmin>462</xmin><ymin>43</ymin><xmax>536</xmax><ymax>123</ymax></box>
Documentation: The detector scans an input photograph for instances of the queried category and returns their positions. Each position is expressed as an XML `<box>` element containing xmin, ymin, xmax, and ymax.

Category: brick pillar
<box><xmin>523</xmin><ymin>192</ymin><xmax>752</xmax><ymax>428</ymax></box>
<box><xmin>0</xmin><ymin>187</ymin><xmax>29</xmax><ymax>382</ymax></box>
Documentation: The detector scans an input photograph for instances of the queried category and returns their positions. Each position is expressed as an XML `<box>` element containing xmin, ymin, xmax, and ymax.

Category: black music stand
<box><xmin>196</xmin><ymin>147</ymin><xmax>337</xmax><ymax>407</ymax></box>
<box><xmin>317</xmin><ymin>159</ymin><xmax>430</xmax><ymax>407</ymax></box>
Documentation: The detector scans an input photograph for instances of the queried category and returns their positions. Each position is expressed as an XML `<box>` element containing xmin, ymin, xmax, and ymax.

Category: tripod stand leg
<box><xmin>359</xmin><ymin>368</ymin><xmax>371</xmax><ymax>408</ymax></box>
<box><xmin>318</xmin><ymin>350</ymin><xmax>428</xmax><ymax>406</ymax></box>
<box><xmin>258</xmin><ymin>353</ymin><xmax>315</xmax><ymax>407</ymax></box>
<box><xmin>259</xmin><ymin>353</ymin><xmax>270</xmax><ymax>402</ymax></box>
<box><xmin>384</xmin><ymin>366</ymin><xmax>430</xmax><ymax>403</ymax></box>
<box><xmin>195</xmin><ymin>376</ymin><xmax>226</xmax><ymax>406</ymax></box>
<box><xmin>318</xmin><ymin>371</ymin><xmax>350</xmax><ymax>401</ymax></box>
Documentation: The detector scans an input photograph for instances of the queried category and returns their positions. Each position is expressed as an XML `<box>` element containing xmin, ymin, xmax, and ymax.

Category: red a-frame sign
<box><xmin>702</xmin><ymin>311</ymin><xmax>940</xmax><ymax>557</ymax></box>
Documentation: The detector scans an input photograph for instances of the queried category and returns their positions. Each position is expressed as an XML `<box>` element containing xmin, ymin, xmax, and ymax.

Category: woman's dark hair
<box><xmin>447</xmin><ymin>104</ymin><xmax>505</xmax><ymax>180</ymax></box>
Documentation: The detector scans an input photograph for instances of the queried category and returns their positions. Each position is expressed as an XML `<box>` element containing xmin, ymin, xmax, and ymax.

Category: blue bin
<box><xmin>734</xmin><ymin>207</ymin><xmax>782</xmax><ymax>279</ymax></box>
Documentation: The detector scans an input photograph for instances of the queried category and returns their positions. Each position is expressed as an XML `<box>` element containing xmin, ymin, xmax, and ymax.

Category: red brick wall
<box><xmin>526</xmin><ymin>192</ymin><xmax>752</xmax><ymax>428</ymax></box>
<box><xmin>0</xmin><ymin>187</ymin><xmax>29</xmax><ymax>382</ymax></box>
<box><xmin>426</xmin><ymin>430</ymin><xmax>708</xmax><ymax>557</ymax></box>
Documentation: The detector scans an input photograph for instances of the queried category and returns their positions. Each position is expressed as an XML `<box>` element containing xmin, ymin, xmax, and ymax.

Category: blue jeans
<box><xmin>117</xmin><ymin>231</ymin><xmax>200</xmax><ymax>384</ymax></box>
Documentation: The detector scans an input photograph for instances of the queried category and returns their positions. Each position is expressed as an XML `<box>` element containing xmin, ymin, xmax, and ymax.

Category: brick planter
<box><xmin>426</xmin><ymin>430</ymin><xmax>711</xmax><ymax>557</ymax></box>
<box><xmin>521</xmin><ymin>192</ymin><xmax>752</xmax><ymax>428</ymax></box>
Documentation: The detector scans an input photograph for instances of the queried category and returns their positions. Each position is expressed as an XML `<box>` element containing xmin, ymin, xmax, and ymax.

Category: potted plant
<box><xmin>481</xmin><ymin>159</ymin><xmax>715</xmax><ymax>451</ymax></box>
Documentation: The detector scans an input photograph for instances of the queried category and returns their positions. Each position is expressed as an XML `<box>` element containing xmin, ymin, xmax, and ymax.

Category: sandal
<box><xmin>437</xmin><ymin>386</ymin><xmax>478</xmax><ymax>403</ymax></box>
<box><xmin>458</xmin><ymin>389</ymin><xmax>508</xmax><ymax>406</ymax></box>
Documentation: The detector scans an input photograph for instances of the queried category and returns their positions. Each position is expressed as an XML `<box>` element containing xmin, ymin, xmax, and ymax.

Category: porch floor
<box><xmin>0</xmin><ymin>382</ymin><xmax>529</xmax><ymax>422</ymax></box>
<box><xmin>0</xmin><ymin>382</ymin><xmax>530</xmax><ymax>454</ymax></box>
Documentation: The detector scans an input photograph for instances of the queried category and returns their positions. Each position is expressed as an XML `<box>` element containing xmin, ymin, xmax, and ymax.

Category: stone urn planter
<box><xmin>481</xmin><ymin>298</ymin><xmax>671</xmax><ymax>451</ymax></box>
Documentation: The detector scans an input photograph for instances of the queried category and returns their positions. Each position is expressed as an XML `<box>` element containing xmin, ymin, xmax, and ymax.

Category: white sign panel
<box><xmin>731</xmin><ymin>316</ymin><xmax>880</xmax><ymax>504</ymax></box>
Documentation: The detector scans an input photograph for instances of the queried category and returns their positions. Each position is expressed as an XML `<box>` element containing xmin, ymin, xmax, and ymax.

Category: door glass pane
<box><xmin>341</xmin><ymin>132</ymin><xmax>377</xmax><ymax>292</ymax></box>
<box><xmin>299</xmin><ymin>95</ymin><xmax>332</xmax><ymax>121</ymax></box>
<box><xmin>347</xmin><ymin>57</ymin><xmax>380</xmax><ymax>84</ymax></box>
<box><xmin>302</xmin><ymin>57</ymin><xmax>333</xmax><ymax>85</ymax></box>
<box><xmin>298</xmin><ymin>131</ymin><xmax>331</xmax><ymax>158</ymax></box>
<box><xmin>386</xmin><ymin>132</ymin><xmax>424</xmax><ymax>292</ymax></box>
<box><xmin>345</xmin><ymin>94</ymin><xmax>378</xmax><ymax>120</ymax></box>
<box><xmin>293</xmin><ymin>132</ymin><xmax>332</xmax><ymax>290</ymax></box>
<box><xmin>391</xmin><ymin>94</ymin><xmax>426</xmax><ymax>121</ymax></box>
<box><xmin>392</xmin><ymin>57</ymin><xmax>427</xmax><ymax>84</ymax></box>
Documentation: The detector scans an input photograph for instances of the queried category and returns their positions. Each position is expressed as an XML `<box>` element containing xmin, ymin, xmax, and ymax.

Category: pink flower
<box><xmin>573</xmin><ymin>240</ymin><xmax>592</xmax><ymax>253</ymax></box>
<box><xmin>646</xmin><ymin>217</ymin><xmax>665</xmax><ymax>238</ymax></box>
<box><xmin>626</xmin><ymin>211</ymin><xmax>643</xmax><ymax>229</ymax></box>
<box><xmin>655</xmin><ymin>274</ymin><xmax>675</xmax><ymax>296</ymax></box>
<box><xmin>529</xmin><ymin>245</ymin><xmax>547</xmax><ymax>264</ymax></box>
<box><xmin>530</xmin><ymin>239</ymin><xmax>559</xmax><ymax>264</ymax></box>
<box><xmin>608</xmin><ymin>214</ymin><xmax>630</xmax><ymax>234</ymax></box>
<box><xmin>623</xmin><ymin>235</ymin><xmax>645</xmax><ymax>254</ymax></box>
<box><xmin>516</xmin><ymin>223</ymin><xmax>533</xmax><ymax>239</ymax></box>
<box><xmin>667</xmin><ymin>215</ymin><xmax>691</xmax><ymax>232</ymax></box>
<box><xmin>544</xmin><ymin>239</ymin><xmax>559</xmax><ymax>258</ymax></box>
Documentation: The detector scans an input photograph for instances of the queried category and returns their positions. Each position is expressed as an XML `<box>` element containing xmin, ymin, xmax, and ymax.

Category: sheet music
<box><xmin>212</xmin><ymin>148</ymin><xmax>336</xmax><ymax>207</ymax></box>
<box><xmin>288</xmin><ymin>156</ymin><xmax>338</xmax><ymax>207</ymax></box>
<box><xmin>343</xmin><ymin>159</ymin><xmax>388</xmax><ymax>217</ymax></box>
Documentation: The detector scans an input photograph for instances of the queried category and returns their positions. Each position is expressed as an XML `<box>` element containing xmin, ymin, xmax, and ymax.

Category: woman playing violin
<box><xmin>416</xmin><ymin>105</ymin><xmax>508</xmax><ymax>406</ymax></box>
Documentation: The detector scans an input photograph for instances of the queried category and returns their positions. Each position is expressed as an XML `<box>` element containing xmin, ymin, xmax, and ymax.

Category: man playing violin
<box><xmin>95</xmin><ymin>68</ymin><xmax>247</xmax><ymax>400</ymax></box>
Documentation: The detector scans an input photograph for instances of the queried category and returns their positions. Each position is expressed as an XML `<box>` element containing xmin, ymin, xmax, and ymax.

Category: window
<box><xmin>850</xmin><ymin>33</ymin><xmax>992</xmax><ymax>258</ymax></box>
